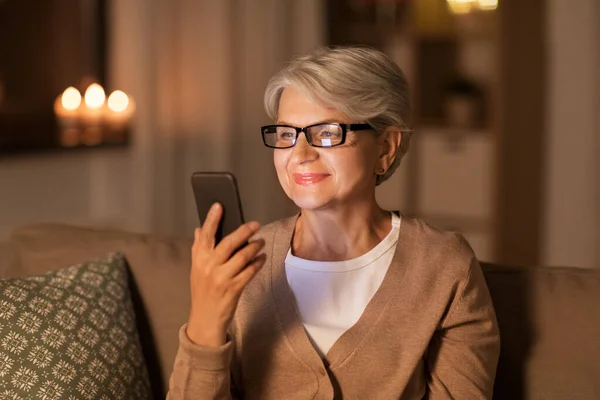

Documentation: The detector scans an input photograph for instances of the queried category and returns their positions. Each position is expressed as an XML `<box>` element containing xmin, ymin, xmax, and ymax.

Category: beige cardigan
<box><xmin>167</xmin><ymin>215</ymin><xmax>500</xmax><ymax>399</ymax></box>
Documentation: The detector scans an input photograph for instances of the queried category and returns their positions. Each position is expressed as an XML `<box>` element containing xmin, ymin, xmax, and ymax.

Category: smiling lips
<box><xmin>293</xmin><ymin>173</ymin><xmax>330</xmax><ymax>186</ymax></box>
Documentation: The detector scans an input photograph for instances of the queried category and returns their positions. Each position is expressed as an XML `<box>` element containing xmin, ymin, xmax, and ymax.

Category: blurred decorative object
<box><xmin>446</xmin><ymin>0</ymin><xmax>498</xmax><ymax>14</ymax></box>
<box><xmin>443</xmin><ymin>77</ymin><xmax>484</xmax><ymax>129</ymax></box>
<box><xmin>53</xmin><ymin>83</ymin><xmax>134</xmax><ymax>147</ymax></box>
<box><xmin>0</xmin><ymin>0</ymin><xmax>109</xmax><ymax>155</ymax></box>
<box><xmin>414</xmin><ymin>0</ymin><xmax>498</xmax><ymax>38</ymax></box>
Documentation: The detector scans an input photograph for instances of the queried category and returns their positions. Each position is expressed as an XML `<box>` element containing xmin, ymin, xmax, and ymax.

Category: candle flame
<box><xmin>84</xmin><ymin>83</ymin><xmax>106</xmax><ymax>110</ymax></box>
<box><xmin>107</xmin><ymin>90</ymin><xmax>130</xmax><ymax>113</ymax></box>
<box><xmin>61</xmin><ymin>87</ymin><xmax>82</xmax><ymax>111</ymax></box>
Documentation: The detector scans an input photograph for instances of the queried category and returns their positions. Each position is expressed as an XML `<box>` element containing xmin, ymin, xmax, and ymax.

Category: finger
<box><xmin>191</xmin><ymin>227</ymin><xmax>201</xmax><ymax>254</ymax></box>
<box><xmin>231</xmin><ymin>253</ymin><xmax>267</xmax><ymax>290</ymax></box>
<box><xmin>215</xmin><ymin>221</ymin><xmax>260</xmax><ymax>259</ymax></box>
<box><xmin>220</xmin><ymin>239</ymin><xmax>265</xmax><ymax>278</ymax></box>
<box><xmin>194</xmin><ymin>227</ymin><xmax>202</xmax><ymax>244</ymax></box>
<box><xmin>198</xmin><ymin>203</ymin><xmax>223</xmax><ymax>248</ymax></box>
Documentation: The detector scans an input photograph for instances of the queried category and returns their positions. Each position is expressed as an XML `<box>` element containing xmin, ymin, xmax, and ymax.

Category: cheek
<box><xmin>331</xmin><ymin>151</ymin><xmax>378</xmax><ymax>196</ymax></box>
<box><xmin>273</xmin><ymin>150</ymin><xmax>288</xmax><ymax>171</ymax></box>
<box><xmin>273</xmin><ymin>151</ymin><xmax>291</xmax><ymax>184</ymax></box>
<box><xmin>329</xmin><ymin>149</ymin><xmax>377</xmax><ymax>180</ymax></box>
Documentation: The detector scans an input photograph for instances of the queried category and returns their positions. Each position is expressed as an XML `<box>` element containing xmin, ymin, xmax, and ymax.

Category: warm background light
<box><xmin>60</xmin><ymin>87</ymin><xmax>82</xmax><ymax>111</ymax></box>
<box><xmin>477</xmin><ymin>0</ymin><xmax>498</xmax><ymax>10</ymax></box>
<box><xmin>447</xmin><ymin>0</ymin><xmax>498</xmax><ymax>14</ymax></box>
<box><xmin>447</xmin><ymin>0</ymin><xmax>474</xmax><ymax>14</ymax></box>
<box><xmin>84</xmin><ymin>83</ymin><xmax>106</xmax><ymax>109</ymax></box>
<box><xmin>107</xmin><ymin>90</ymin><xmax>129</xmax><ymax>113</ymax></box>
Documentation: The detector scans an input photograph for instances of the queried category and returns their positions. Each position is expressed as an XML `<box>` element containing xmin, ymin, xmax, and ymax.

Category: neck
<box><xmin>292</xmin><ymin>199</ymin><xmax>392</xmax><ymax>262</ymax></box>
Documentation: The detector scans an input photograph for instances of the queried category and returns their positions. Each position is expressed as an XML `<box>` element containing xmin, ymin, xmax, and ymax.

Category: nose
<box><xmin>290</xmin><ymin>131</ymin><xmax>318</xmax><ymax>164</ymax></box>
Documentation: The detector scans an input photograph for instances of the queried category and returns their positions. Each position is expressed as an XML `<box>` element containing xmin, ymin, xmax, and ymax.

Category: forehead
<box><xmin>277</xmin><ymin>86</ymin><xmax>349</xmax><ymax>126</ymax></box>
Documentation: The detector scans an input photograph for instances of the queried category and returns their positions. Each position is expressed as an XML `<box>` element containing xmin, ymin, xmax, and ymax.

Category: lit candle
<box><xmin>105</xmin><ymin>90</ymin><xmax>134</xmax><ymax>142</ymax></box>
<box><xmin>81</xmin><ymin>83</ymin><xmax>106</xmax><ymax>125</ymax></box>
<box><xmin>107</xmin><ymin>90</ymin><xmax>134</xmax><ymax>126</ymax></box>
<box><xmin>53</xmin><ymin>87</ymin><xmax>82</xmax><ymax>147</ymax></box>
<box><xmin>81</xmin><ymin>83</ymin><xmax>106</xmax><ymax>145</ymax></box>
<box><xmin>53</xmin><ymin>83</ymin><xmax>134</xmax><ymax>146</ymax></box>
<box><xmin>53</xmin><ymin>86</ymin><xmax>81</xmax><ymax>123</ymax></box>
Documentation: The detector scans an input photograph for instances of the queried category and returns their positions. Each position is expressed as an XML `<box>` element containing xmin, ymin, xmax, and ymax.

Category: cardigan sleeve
<box><xmin>166</xmin><ymin>325</ymin><xmax>241</xmax><ymax>400</ymax></box>
<box><xmin>425</xmin><ymin>256</ymin><xmax>501</xmax><ymax>399</ymax></box>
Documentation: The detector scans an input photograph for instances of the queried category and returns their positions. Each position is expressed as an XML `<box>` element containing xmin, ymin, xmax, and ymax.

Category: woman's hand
<box><xmin>186</xmin><ymin>203</ymin><xmax>267</xmax><ymax>347</ymax></box>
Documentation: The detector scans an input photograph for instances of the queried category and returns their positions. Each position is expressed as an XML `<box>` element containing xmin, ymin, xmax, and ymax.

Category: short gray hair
<box><xmin>264</xmin><ymin>46</ymin><xmax>412</xmax><ymax>185</ymax></box>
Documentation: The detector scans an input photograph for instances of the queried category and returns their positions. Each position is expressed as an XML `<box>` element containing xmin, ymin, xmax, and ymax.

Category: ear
<box><xmin>376</xmin><ymin>128</ymin><xmax>402</xmax><ymax>175</ymax></box>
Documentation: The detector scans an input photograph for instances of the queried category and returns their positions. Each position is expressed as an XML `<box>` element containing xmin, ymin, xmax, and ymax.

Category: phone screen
<box><xmin>191</xmin><ymin>171</ymin><xmax>245</xmax><ymax>244</ymax></box>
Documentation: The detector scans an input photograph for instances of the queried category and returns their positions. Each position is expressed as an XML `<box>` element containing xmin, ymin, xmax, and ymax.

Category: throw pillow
<box><xmin>0</xmin><ymin>252</ymin><xmax>151</xmax><ymax>399</ymax></box>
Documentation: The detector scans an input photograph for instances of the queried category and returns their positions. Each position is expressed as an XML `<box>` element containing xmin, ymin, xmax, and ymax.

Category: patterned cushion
<box><xmin>0</xmin><ymin>253</ymin><xmax>151</xmax><ymax>399</ymax></box>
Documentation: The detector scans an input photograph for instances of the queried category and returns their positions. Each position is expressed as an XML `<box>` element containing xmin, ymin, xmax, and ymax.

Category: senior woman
<box><xmin>168</xmin><ymin>46</ymin><xmax>500</xmax><ymax>399</ymax></box>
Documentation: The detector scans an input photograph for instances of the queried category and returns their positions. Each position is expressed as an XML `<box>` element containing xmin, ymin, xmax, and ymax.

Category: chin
<box><xmin>287</xmin><ymin>189</ymin><xmax>335</xmax><ymax>211</ymax></box>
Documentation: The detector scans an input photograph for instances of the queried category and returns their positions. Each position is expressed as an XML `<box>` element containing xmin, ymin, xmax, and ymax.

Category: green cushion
<box><xmin>0</xmin><ymin>253</ymin><xmax>151</xmax><ymax>399</ymax></box>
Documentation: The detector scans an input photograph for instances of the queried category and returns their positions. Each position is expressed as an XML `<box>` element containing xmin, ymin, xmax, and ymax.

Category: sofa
<box><xmin>0</xmin><ymin>222</ymin><xmax>599</xmax><ymax>399</ymax></box>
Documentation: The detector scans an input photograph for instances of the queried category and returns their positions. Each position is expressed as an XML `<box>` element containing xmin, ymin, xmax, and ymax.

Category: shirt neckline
<box><xmin>285</xmin><ymin>213</ymin><xmax>401</xmax><ymax>272</ymax></box>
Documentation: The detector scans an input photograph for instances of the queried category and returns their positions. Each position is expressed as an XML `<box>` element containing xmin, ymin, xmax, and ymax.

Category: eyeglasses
<box><xmin>261</xmin><ymin>123</ymin><xmax>372</xmax><ymax>149</ymax></box>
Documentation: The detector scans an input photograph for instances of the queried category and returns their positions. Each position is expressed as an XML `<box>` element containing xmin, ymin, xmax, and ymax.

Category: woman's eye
<box><xmin>318</xmin><ymin>130</ymin><xmax>340</xmax><ymax>138</ymax></box>
<box><xmin>279</xmin><ymin>131</ymin><xmax>295</xmax><ymax>139</ymax></box>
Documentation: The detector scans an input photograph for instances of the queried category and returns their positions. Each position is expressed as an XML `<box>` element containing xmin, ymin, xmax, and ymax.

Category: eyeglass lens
<box><xmin>263</xmin><ymin>124</ymin><xmax>343</xmax><ymax>148</ymax></box>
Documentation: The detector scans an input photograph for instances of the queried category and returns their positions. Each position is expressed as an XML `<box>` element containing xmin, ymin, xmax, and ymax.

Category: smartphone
<box><xmin>191</xmin><ymin>171</ymin><xmax>245</xmax><ymax>244</ymax></box>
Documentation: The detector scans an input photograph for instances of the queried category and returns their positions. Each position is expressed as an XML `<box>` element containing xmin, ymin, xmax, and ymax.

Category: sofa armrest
<box><xmin>0</xmin><ymin>240</ymin><xmax>18</xmax><ymax>279</ymax></box>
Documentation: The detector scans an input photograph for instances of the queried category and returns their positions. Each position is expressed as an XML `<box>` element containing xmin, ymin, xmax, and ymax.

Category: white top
<box><xmin>285</xmin><ymin>213</ymin><xmax>401</xmax><ymax>358</ymax></box>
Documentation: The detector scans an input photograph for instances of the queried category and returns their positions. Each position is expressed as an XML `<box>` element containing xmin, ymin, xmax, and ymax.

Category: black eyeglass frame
<box><xmin>260</xmin><ymin>123</ymin><xmax>372</xmax><ymax>148</ymax></box>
